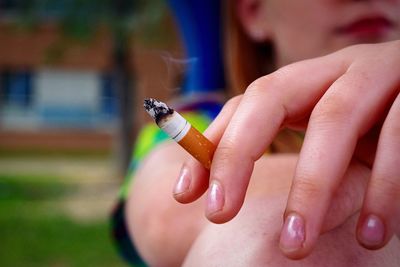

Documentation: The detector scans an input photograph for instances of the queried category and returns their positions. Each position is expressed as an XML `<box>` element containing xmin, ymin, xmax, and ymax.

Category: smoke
<box><xmin>158</xmin><ymin>51</ymin><xmax>198</xmax><ymax>94</ymax></box>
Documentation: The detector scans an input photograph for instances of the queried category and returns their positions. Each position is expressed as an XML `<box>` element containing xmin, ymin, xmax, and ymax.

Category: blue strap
<box><xmin>167</xmin><ymin>0</ymin><xmax>225</xmax><ymax>94</ymax></box>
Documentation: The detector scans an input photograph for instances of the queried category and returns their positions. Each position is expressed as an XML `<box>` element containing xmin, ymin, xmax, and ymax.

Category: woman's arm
<box><xmin>183</xmin><ymin>196</ymin><xmax>400</xmax><ymax>267</ymax></box>
<box><xmin>125</xmin><ymin>139</ymin><xmax>382</xmax><ymax>266</ymax></box>
<box><xmin>125</xmin><ymin>140</ymin><xmax>301</xmax><ymax>266</ymax></box>
<box><xmin>125</xmin><ymin>142</ymin><xmax>297</xmax><ymax>266</ymax></box>
<box><xmin>125</xmin><ymin>141</ymin><xmax>208</xmax><ymax>267</ymax></box>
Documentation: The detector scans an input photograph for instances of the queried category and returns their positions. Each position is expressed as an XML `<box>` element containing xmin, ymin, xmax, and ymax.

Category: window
<box><xmin>0</xmin><ymin>70</ymin><xmax>32</xmax><ymax>109</ymax></box>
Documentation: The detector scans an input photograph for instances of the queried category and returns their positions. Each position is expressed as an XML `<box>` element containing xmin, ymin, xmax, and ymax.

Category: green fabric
<box><xmin>119</xmin><ymin>112</ymin><xmax>212</xmax><ymax>199</ymax></box>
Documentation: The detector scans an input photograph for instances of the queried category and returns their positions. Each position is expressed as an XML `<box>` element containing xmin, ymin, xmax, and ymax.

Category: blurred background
<box><xmin>0</xmin><ymin>0</ymin><xmax>186</xmax><ymax>266</ymax></box>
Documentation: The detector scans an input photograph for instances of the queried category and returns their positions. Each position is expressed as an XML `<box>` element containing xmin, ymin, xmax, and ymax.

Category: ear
<box><xmin>236</xmin><ymin>0</ymin><xmax>272</xmax><ymax>42</ymax></box>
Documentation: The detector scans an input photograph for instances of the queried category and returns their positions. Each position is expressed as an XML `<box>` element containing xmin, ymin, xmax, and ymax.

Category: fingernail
<box><xmin>173</xmin><ymin>166</ymin><xmax>191</xmax><ymax>195</ymax></box>
<box><xmin>207</xmin><ymin>180</ymin><xmax>224</xmax><ymax>214</ymax></box>
<box><xmin>359</xmin><ymin>214</ymin><xmax>385</xmax><ymax>248</ymax></box>
<box><xmin>279</xmin><ymin>212</ymin><xmax>305</xmax><ymax>253</ymax></box>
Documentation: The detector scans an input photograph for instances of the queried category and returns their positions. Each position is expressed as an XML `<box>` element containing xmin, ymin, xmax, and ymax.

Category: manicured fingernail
<box><xmin>207</xmin><ymin>180</ymin><xmax>224</xmax><ymax>214</ymax></box>
<box><xmin>173</xmin><ymin>166</ymin><xmax>191</xmax><ymax>195</ymax></box>
<box><xmin>359</xmin><ymin>214</ymin><xmax>385</xmax><ymax>248</ymax></box>
<box><xmin>279</xmin><ymin>212</ymin><xmax>305</xmax><ymax>253</ymax></box>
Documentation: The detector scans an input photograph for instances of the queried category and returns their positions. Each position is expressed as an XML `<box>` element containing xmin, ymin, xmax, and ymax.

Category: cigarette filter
<box><xmin>144</xmin><ymin>98</ymin><xmax>215</xmax><ymax>169</ymax></box>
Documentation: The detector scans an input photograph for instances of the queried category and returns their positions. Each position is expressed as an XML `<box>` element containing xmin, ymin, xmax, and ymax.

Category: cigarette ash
<box><xmin>144</xmin><ymin>98</ymin><xmax>174</xmax><ymax>124</ymax></box>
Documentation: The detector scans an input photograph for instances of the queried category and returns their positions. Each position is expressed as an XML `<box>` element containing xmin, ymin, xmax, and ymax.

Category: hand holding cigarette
<box><xmin>174</xmin><ymin>42</ymin><xmax>400</xmax><ymax>259</ymax></box>
<box><xmin>144</xmin><ymin>98</ymin><xmax>216</xmax><ymax>170</ymax></box>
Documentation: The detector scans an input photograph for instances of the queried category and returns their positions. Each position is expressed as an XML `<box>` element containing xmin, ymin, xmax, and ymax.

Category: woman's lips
<box><xmin>336</xmin><ymin>16</ymin><xmax>393</xmax><ymax>38</ymax></box>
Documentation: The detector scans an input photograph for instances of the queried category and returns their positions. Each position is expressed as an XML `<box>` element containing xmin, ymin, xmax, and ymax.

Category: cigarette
<box><xmin>143</xmin><ymin>98</ymin><xmax>215</xmax><ymax>170</ymax></box>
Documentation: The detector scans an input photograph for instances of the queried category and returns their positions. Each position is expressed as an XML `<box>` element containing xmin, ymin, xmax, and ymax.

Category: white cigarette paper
<box><xmin>144</xmin><ymin>98</ymin><xmax>215</xmax><ymax>169</ymax></box>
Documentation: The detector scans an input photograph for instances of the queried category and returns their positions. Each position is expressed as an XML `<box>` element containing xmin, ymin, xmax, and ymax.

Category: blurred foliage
<box><xmin>12</xmin><ymin>0</ymin><xmax>167</xmax><ymax>40</ymax></box>
<box><xmin>7</xmin><ymin>0</ymin><xmax>169</xmax><ymax>62</ymax></box>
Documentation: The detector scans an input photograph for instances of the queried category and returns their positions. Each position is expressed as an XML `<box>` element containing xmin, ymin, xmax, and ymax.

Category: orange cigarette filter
<box><xmin>144</xmin><ymin>98</ymin><xmax>215</xmax><ymax>169</ymax></box>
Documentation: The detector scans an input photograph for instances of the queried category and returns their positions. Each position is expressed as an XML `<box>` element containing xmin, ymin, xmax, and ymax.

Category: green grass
<box><xmin>0</xmin><ymin>174</ymin><xmax>72</xmax><ymax>201</ymax></box>
<box><xmin>0</xmin><ymin>174</ymin><xmax>129</xmax><ymax>267</ymax></box>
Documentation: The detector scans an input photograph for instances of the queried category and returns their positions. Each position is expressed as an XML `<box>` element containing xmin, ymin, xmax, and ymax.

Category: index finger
<box><xmin>206</xmin><ymin>53</ymin><xmax>349</xmax><ymax>223</ymax></box>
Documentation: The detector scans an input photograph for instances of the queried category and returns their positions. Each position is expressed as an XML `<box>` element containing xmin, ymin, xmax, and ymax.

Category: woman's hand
<box><xmin>172</xmin><ymin>40</ymin><xmax>400</xmax><ymax>259</ymax></box>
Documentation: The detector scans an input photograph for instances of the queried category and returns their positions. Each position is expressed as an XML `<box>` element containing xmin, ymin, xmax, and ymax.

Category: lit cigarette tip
<box><xmin>143</xmin><ymin>97</ymin><xmax>216</xmax><ymax>170</ymax></box>
<box><xmin>144</xmin><ymin>98</ymin><xmax>174</xmax><ymax>123</ymax></box>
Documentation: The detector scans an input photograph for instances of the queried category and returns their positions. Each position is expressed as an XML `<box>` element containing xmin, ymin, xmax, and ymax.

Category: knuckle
<box><xmin>246</xmin><ymin>68</ymin><xmax>290</xmax><ymax>96</ymax></box>
<box><xmin>224</xmin><ymin>95</ymin><xmax>242</xmax><ymax>110</ymax></box>
<box><xmin>311</xmin><ymin>92</ymin><xmax>354</xmax><ymax>125</ymax></box>
<box><xmin>246</xmin><ymin>78</ymin><xmax>268</xmax><ymax>96</ymax></box>
<box><xmin>370</xmin><ymin>176</ymin><xmax>400</xmax><ymax>200</ymax></box>
<box><xmin>217</xmin><ymin>95</ymin><xmax>242</xmax><ymax>119</ymax></box>
<box><xmin>272</xmin><ymin>64</ymin><xmax>293</xmax><ymax>80</ymax></box>
<box><xmin>383</xmin><ymin>119</ymin><xmax>400</xmax><ymax>140</ymax></box>
<box><xmin>341</xmin><ymin>43</ymin><xmax>369</xmax><ymax>57</ymax></box>
<box><xmin>215</xmin><ymin>138</ymin><xmax>237</xmax><ymax>163</ymax></box>
<box><xmin>291</xmin><ymin>176</ymin><xmax>325</xmax><ymax>203</ymax></box>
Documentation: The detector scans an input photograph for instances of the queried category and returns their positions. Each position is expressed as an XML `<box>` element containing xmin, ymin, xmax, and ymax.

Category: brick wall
<box><xmin>0</xmin><ymin>14</ymin><xmax>184</xmax><ymax>153</ymax></box>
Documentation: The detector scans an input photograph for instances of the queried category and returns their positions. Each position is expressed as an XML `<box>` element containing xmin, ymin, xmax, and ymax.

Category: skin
<box><xmin>183</xmin><ymin>199</ymin><xmax>400</xmax><ymax>267</ymax></box>
<box><xmin>238</xmin><ymin>0</ymin><xmax>400</xmax><ymax>66</ymax></box>
<box><xmin>175</xmin><ymin>0</ymin><xmax>400</xmax><ymax>261</ymax></box>
<box><xmin>127</xmin><ymin>0</ymin><xmax>400</xmax><ymax>265</ymax></box>
<box><xmin>128</xmin><ymin>141</ymin><xmax>400</xmax><ymax>266</ymax></box>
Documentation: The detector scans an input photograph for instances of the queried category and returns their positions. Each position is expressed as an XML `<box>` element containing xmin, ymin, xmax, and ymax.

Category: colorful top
<box><xmin>111</xmin><ymin>97</ymin><xmax>223</xmax><ymax>266</ymax></box>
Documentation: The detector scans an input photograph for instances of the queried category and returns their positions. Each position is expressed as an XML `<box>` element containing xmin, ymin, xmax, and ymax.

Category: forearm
<box><xmin>125</xmin><ymin>149</ymin><xmax>298</xmax><ymax>266</ymax></box>
<box><xmin>125</xmin><ymin>148</ymin><xmax>381</xmax><ymax>266</ymax></box>
<box><xmin>125</xmin><ymin>142</ymin><xmax>207</xmax><ymax>267</ymax></box>
<box><xmin>183</xmin><ymin>196</ymin><xmax>400</xmax><ymax>267</ymax></box>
